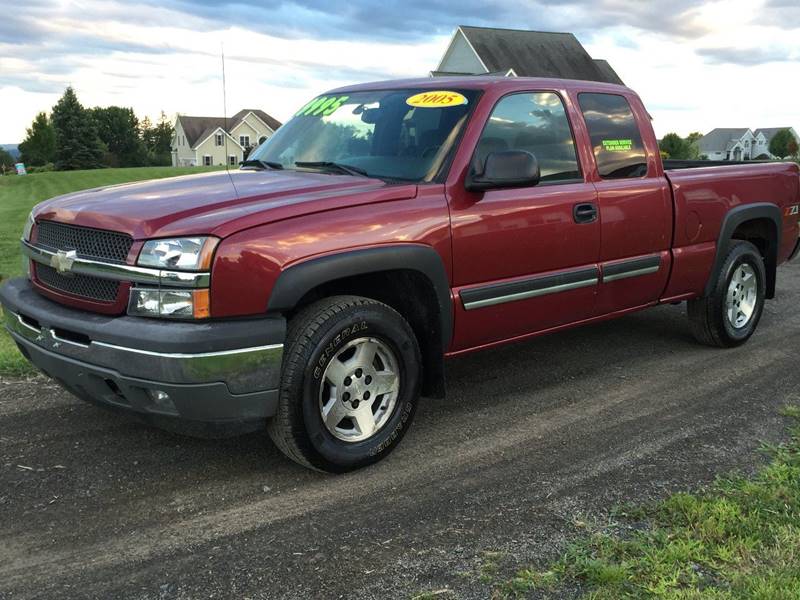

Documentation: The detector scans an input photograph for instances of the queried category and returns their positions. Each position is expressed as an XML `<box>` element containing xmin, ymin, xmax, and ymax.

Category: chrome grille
<box><xmin>36</xmin><ymin>264</ymin><xmax>120</xmax><ymax>303</ymax></box>
<box><xmin>36</xmin><ymin>221</ymin><xmax>133</xmax><ymax>263</ymax></box>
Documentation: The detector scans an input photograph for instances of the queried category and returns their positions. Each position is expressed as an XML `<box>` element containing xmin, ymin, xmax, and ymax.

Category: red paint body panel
<box><xmin>211</xmin><ymin>186</ymin><xmax>451</xmax><ymax>317</ymax></box>
<box><xmin>25</xmin><ymin>76</ymin><xmax>800</xmax><ymax>357</ymax></box>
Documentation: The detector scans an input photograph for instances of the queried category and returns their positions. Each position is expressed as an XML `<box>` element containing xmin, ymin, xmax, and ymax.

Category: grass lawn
<box><xmin>0</xmin><ymin>166</ymin><xmax>224</xmax><ymax>377</ymax></box>
<box><xmin>489</xmin><ymin>405</ymin><xmax>800</xmax><ymax>599</ymax></box>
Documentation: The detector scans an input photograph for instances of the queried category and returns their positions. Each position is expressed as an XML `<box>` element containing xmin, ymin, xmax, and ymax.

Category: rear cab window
<box><xmin>577</xmin><ymin>93</ymin><xmax>647</xmax><ymax>179</ymax></box>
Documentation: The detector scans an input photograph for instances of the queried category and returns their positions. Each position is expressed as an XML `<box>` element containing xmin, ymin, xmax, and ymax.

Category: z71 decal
<box><xmin>786</xmin><ymin>205</ymin><xmax>799</xmax><ymax>217</ymax></box>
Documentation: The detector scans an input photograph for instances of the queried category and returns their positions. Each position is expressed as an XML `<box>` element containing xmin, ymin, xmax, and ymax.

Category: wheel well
<box><xmin>290</xmin><ymin>270</ymin><xmax>446</xmax><ymax>398</ymax></box>
<box><xmin>731</xmin><ymin>218</ymin><xmax>778</xmax><ymax>298</ymax></box>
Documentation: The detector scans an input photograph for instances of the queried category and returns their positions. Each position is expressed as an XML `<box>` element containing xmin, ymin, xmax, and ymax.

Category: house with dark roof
<box><xmin>698</xmin><ymin>127</ymin><xmax>799</xmax><ymax>160</ymax></box>
<box><xmin>431</xmin><ymin>26</ymin><xmax>624</xmax><ymax>85</ymax></box>
<box><xmin>172</xmin><ymin>109</ymin><xmax>282</xmax><ymax>167</ymax></box>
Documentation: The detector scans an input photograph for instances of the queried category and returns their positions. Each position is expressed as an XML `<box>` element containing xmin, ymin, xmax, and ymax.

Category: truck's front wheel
<box><xmin>687</xmin><ymin>240</ymin><xmax>766</xmax><ymax>348</ymax></box>
<box><xmin>268</xmin><ymin>295</ymin><xmax>421</xmax><ymax>472</ymax></box>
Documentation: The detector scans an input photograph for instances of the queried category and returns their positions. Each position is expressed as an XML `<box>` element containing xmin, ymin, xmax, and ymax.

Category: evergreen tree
<box><xmin>51</xmin><ymin>87</ymin><xmax>104</xmax><ymax>170</ymax></box>
<box><xmin>18</xmin><ymin>112</ymin><xmax>56</xmax><ymax>166</ymax></box>
<box><xmin>141</xmin><ymin>111</ymin><xmax>174</xmax><ymax>166</ymax></box>
<box><xmin>0</xmin><ymin>148</ymin><xmax>15</xmax><ymax>172</ymax></box>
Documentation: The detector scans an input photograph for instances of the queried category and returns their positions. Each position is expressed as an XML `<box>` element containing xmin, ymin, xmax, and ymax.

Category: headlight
<box><xmin>129</xmin><ymin>288</ymin><xmax>210</xmax><ymax>319</ymax></box>
<box><xmin>137</xmin><ymin>237</ymin><xmax>218</xmax><ymax>271</ymax></box>
<box><xmin>22</xmin><ymin>212</ymin><xmax>35</xmax><ymax>242</ymax></box>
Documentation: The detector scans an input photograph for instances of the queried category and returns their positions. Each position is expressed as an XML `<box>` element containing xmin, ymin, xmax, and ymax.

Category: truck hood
<box><xmin>33</xmin><ymin>170</ymin><xmax>418</xmax><ymax>240</ymax></box>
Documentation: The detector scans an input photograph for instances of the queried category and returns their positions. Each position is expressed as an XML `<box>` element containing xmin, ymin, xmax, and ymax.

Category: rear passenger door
<box><xmin>449</xmin><ymin>91</ymin><xmax>601</xmax><ymax>351</ymax></box>
<box><xmin>576</xmin><ymin>93</ymin><xmax>672</xmax><ymax>315</ymax></box>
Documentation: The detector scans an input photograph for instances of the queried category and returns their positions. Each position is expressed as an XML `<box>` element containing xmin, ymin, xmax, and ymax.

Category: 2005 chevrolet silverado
<box><xmin>2</xmin><ymin>77</ymin><xmax>799</xmax><ymax>472</ymax></box>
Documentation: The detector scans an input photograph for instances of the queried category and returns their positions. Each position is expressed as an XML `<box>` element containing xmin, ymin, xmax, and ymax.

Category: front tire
<box><xmin>267</xmin><ymin>295</ymin><xmax>421</xmax><ymax>472</ymax></box>
<box><xmin>687</xmin><ymin>240</ymin><xmax>766</xmax><ymax>348</ymax></box>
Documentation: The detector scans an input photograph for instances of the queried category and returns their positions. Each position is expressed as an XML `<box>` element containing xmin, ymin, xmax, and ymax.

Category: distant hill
<box><xmin>1</xmin><ymin>145</ymin><xmax>20</xmax><ymax>159</ymax></box>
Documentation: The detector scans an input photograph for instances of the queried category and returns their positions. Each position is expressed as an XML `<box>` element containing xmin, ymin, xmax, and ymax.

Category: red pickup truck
<box><xmin>3</xmin><ymin>77</ymin><xmax>799</xmax><ymax>472</ymax></box>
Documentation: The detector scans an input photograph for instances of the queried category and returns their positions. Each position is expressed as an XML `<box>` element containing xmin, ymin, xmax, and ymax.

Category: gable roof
<box><xmin>194</xmin><ymin>125</ymin><xmax>243</xmax><ymax>150</ymax></box>
<box><xmin>178</xmin><ymin>116</ymin><xmax>227</xmax><ymax>148</ymax></box>
<box><xmin>697</xmin><ymin>128</ymin><xmax>752</xmax><ymax>152</ymax></box>
<box><xmin>754</xmin><ymin>127</ymin><xmax>798</xmax><ymax>143</ymax></box>
<box><xmin>177</xmin><ymin>109</ymin><xmax>282</xmax><ymax>148</ymax></box>
<box><xmin>230</xmin><ymin>109</ymin><xmax>282</xmax><ymax>133</ymax></box>
<box><xmin>455</xmin><ymin>26</ymin><xmax>622</xmax><ymax>85</ymax></box>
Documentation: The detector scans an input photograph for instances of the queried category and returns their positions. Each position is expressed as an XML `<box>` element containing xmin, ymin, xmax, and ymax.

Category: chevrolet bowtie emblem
<box><xmin>50</xmin><ymin>250</ymin><xmax>77</xmax><ymax>275</ymax></box>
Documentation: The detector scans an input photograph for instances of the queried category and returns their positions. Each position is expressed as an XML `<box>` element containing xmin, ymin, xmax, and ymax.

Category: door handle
<box><xmin>573</xmin><ymin>203</ymin><xmax>598</xmax><ymax>224</ymax></box>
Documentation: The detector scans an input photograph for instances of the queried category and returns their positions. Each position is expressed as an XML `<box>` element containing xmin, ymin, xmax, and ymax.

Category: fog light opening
<box><xmin>147</xmin><ymin>389</ymin><xmax>177</xmax><ymax>414</ymax></box>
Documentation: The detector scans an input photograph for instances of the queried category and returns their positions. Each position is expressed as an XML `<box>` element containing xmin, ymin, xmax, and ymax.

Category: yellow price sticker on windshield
<box><xmin>406</xmin><ymin>91</ymin><xmax>468</xmax><ymax>108</ymax></box>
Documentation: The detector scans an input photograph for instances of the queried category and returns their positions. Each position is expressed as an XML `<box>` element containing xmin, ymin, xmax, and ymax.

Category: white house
<box><xmin>431</xmin><ymin>25</ymin><xmax>624</xmax><ymax>85</ymax></box>
<box><xmin>698</xmin><ymin>127</ymin><xmax>799</xmax><ymax>161</ymax></box>
<box><xmin>172</xmin><ymin>109</ymin><xmax>282</xmax><ymax>167</ymax></box>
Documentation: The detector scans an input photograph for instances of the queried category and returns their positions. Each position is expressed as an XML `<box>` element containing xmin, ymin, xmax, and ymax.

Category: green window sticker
<box><xmin>601</xmin><ymin>139</ymin><xmax>633</xmax><ymax>152</ymax></box>
<box><xmin>295</xmin><ymin>95</ymin><xmax>350</xmax><ymax>118</ymax></box>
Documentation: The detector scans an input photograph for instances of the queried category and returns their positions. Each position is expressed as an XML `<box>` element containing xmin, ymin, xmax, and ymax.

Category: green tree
<box><xmin>18</xmin><ymin>112</ymin><xmax>56</xmax><ymax>166</ymax></box>
<box><xmin>51</xmin><ymin>87</ymin><xmax>104</xmax><ymax>170</ymax></box>
<box><xmin>659</xmin><ymin>133</ymin><xmax>688</xmax><ymax>159</ymax></box>
<box><xmin>139</xmin><ymin>111</ymin><xmax>174</xmax><ymax>166</ymax></box>
<box><xmin>0</xmin><ymin>148</ymin><xmax>15</xmax><ymax>173</ymax></box>
<box><xmin>769</xmin><ymin>129</ymin><xmax>797</xmax><ymax>159</ymax></box>
<box><xmin>91</xmin><ymin>106</ymin><xmax>146</xmax><ymax>167</ymax></box>
<box><xmin>660</xmin><ymin>132</ymin><xmax>701</xmax><ymax>160</ymax></box>
<box><xmin>686</xmin><ymin>131</ymin><xmax>703</xmax><ymax>144</ymax></box>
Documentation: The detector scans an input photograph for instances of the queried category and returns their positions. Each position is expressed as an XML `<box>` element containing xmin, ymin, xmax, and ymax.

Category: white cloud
<box><xmin>0</xmin><ymin>0</ymin><xmax>797</xmax><ymax>143</ymax></box>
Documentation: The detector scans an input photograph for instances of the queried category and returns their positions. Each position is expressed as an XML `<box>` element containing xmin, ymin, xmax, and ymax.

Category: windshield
<box><xmin>248</xmin><ymin>88</ymin><xmax>480</xmax><ymax>182</ymax></box>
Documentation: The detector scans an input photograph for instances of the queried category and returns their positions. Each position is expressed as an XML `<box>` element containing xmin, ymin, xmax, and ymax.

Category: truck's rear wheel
<box><xmin>687</xmin><ymin>240</ymin><xmax>766</xmax><ymax>348</ymax></box>
<box><xmin>268</xmin><ymin>295</ymin><xmax>421</xmax><ymax>472</ymax></box>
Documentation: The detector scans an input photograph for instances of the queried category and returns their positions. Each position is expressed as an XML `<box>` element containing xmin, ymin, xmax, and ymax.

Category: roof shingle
<box><xmin>177</xmin><ymin>109</ymin><xmax>282</xmax><ymax>148</ymax></box>
<box><xmin>458</xmin><ymin>26</ymin><xmax>623</xmax><ymax>85</ymax></box>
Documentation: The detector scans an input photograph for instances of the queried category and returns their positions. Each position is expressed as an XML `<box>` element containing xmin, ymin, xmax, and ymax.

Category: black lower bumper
<box><xmin>1</xmin><ymin>278</ymin><xmax>285</xmax><ymax>429</ymax></box>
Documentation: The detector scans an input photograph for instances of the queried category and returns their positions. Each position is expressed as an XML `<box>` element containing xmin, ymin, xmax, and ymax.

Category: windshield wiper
<box><xmin>240</xmin><ymin>159</ymin><xmax>283</xmax><ymax>170</ymax></box>
<box><xmin>294</xmin><ymin>161</ymin><xmax>370</xmax><ymax>177</ymax></box>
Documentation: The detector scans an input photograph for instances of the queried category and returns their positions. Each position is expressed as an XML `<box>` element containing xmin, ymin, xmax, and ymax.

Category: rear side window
<box><xmin>578</xmin><ymin>93</ymin><xmax>647</xmax><ymax>179</ymax></box>
<box><xmin>475</xmin><ymin>92</ymin><xmax>581</xmax><ymax>183</ymax></box>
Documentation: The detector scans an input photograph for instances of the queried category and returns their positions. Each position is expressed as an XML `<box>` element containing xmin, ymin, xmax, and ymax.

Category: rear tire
<box><xmin>267</xmin><ymin>295</ymin><xmax>421</xmax><ymax>472</ymax></box>
<box><xmin>687</xmin><ymin>240</ymin><xmax>766</xmax><ymax>348</ymax></box>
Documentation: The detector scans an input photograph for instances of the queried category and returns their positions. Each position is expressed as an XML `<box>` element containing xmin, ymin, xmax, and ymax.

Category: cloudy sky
<box><xmin>0</xmin><ymin>0</ymin><xmax>798</xmax><ymax>143</ymax></box>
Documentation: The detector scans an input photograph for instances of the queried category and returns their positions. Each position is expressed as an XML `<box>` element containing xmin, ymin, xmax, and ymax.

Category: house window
<box><xmin>228</xmin><ymin>155</ymin><xmax>237</xmax><ymax>166</ymax></box>
<box><xmin>215</xmin><ymin>133</ymin><xmax>223</xmax><ymax>146</ymax></box>
<box><xmin>259</xmin><ymin>135</ymin><xmax>268</xmax><ymax>145</ymax></box>
<box><xmin>239</xmin><ymin>135</ymin><xmax>250</xmax><ymax>148</ymax></box>
<box><xmin>203</xmin><ymin>155</ymin><xmax>212</xmax><ymax>166</ymax></box>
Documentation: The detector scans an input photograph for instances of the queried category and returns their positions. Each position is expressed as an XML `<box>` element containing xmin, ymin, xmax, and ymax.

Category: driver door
<box><xmin>448</xmin><ymin>91</ymin><xmax>601</xmax><ymax>350</ymax></box>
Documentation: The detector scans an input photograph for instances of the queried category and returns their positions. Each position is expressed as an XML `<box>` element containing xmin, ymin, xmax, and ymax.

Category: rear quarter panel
<box><xmin>662</xmin><ymin>162</ymin><xmax>800</xmax><ymax>299</ymax></box>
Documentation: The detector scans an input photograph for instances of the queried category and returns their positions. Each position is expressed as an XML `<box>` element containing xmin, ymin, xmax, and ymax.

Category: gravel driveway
<box><xmin>2</xmin><ymin>262</ymin><xmax>799</xmax><ymax>599</ymax></box>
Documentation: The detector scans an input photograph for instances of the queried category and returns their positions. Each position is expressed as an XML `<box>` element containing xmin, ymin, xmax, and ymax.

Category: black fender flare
<box><xmin>705</xmin><ymin>202</ymin><xmax>782</xmax><ymax>298</ymax></box>
<box><xmin>267</xmin><ymin>244</ymin><xmax>453</xmax><ymax>348</ymax></box>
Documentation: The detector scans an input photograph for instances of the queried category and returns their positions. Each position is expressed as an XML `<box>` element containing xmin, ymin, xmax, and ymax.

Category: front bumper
<box><xmin>1</xmin><ymin>278</ymin><xmax>285</xmax><ymax>426</ymax></box>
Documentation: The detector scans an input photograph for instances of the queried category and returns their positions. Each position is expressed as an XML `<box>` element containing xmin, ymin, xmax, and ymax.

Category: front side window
<box><xmin>578</xmin><ymin>93</ymin><xmax>647</xmax><ymax>179</ymax></box>
<box><xmin>474</xmin><ymin>92</ymin><xmax>580</xmax><ymax>182</ymax></box>
<box><xmin>249</xmin><ymin>88</ymin><xmax>479</xmax><ymax>182</ymax></box>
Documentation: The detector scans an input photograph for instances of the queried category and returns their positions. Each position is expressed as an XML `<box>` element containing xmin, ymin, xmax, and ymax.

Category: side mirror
<box><xmin>466</xmin><ymin>150</ymin><xmax>541</xmax><ymax>192</ymax></box>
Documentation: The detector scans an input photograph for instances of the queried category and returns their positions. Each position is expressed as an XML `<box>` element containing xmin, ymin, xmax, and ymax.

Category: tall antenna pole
<box><xmin>221</xmin><ymin>42</ymin><xmax>230</xmax><ymax>173</ymax></box>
